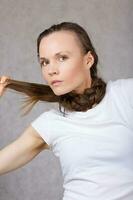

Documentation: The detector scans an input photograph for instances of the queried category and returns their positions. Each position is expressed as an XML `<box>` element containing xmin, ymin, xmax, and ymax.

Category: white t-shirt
<box><xmin>31</xmin><ymin>78</ymin><xmax>133</xmax><ymax>200</ymax></box>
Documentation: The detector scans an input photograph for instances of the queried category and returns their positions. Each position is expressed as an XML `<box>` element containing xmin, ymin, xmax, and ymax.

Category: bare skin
<box><xmin>39</xmin><ymin>31</ymin><xmax>94</xmax><ymax>95</ymax></box>
<box><xmin>0</xmin><ymin>31</ymin><xmax>94</xmax><ymax>175</ymax></box>
<box><xmin>0</xmin><ymin>76</ymin><xmax>49</xmax><ymax>175</ymax></box>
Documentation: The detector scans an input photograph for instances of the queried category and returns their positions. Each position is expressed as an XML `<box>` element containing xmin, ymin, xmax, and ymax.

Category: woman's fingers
<box><xmin>0</xmin><ymin>76</ymin><xmax>11</xmax><ymax>96</ymax></box>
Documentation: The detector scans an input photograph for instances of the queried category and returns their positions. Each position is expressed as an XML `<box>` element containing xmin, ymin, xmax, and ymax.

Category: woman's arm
<box><xmin>0</xmin><ymin>125</ymin><xmax>49</xmax><ymax>176</ymax></box>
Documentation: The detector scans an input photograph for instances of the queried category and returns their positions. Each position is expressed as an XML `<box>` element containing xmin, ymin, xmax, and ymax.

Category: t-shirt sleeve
<box><xmin>115</xmin><ymin>78</ymin><xmax>133</xmax><ymax>130</ymax></box>
<box><xmin>111</xmin><ymin>78</ymin><xmax>133</xmax><ymax>131</ymax></box>
<box><xmin>30</xmin><ymin>111</ymin><xmax>52</xmax><ymax>149</ymax></box>
<box><xmin>120</xmin><ymin>78</ymin><xmax>133</xmax><ymax>109</ymax></box>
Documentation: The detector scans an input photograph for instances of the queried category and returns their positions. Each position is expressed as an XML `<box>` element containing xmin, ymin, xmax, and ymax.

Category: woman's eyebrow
<box><xmin>39</xmin><ymin>51</ymin><xmax>71</xmax><ymax>61</ymax></box>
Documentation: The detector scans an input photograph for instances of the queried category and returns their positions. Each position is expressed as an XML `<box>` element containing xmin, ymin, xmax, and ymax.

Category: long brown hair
<box><xmin>5</xmin><ymin>22</ymin><xmax>106</xmax><ymax>116</ymax></box>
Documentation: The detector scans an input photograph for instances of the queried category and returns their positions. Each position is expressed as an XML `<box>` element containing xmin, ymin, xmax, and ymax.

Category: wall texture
<box><xmin>0</xmin><ymin>0</ymin><xmax>133</xmax><ymax>200</ymax></box>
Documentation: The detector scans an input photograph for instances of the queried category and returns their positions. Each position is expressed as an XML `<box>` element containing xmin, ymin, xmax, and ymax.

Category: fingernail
<box><xmin>0</xmin><ymin>79</ymin><xmax>5</xmax><ymax>83</ymax></box>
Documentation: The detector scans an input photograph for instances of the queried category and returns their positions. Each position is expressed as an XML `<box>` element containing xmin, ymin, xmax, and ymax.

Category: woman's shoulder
<box><xmin>108</xmin><ymin>77</ymin><xmax>132</xmax><ymax>86</ymax></box>
<box><xmin>107</xmin><ymin>78</ymin><xmax>133</xmax><ymax>92</ymax></box>
<box><xmin>107</xmin><ymin>77</ymin><xmax>133</xmax><ymax>106</ymax></box>
<box><xmin>41</xmin><ymin>108</ymin><xmax>63</xmax><ymax>118</ymax></box>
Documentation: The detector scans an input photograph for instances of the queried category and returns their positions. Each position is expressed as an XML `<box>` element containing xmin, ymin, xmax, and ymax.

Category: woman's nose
<box><xmin>48</xmin><ymin>65</ymin><xmax>59</xmax><ymax>75</ymax></box>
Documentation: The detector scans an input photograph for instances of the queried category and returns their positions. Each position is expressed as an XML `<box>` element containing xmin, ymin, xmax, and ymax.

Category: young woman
<box><xmin>0</xmin><ymin>22</ymin><xmax>133</xmax><ymax>200</ymax></box>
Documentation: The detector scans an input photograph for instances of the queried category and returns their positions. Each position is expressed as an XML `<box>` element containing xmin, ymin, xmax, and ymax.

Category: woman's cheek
<box><xmin>65</xmin><ymin>69</ymin><xmax>81</xmax><ymax>87</ymax></box>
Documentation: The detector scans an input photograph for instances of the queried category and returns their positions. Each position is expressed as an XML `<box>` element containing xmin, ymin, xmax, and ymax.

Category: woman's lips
<box><xmin>52</xmin><ymin>81</ymin><xmax>63</xmax><ymax>86</ymax></box>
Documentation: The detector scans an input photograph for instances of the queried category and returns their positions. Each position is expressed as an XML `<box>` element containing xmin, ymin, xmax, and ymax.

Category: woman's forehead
<box><xmin>39</xmin><ymin>31</ymin><xmax>82</xmax><ymax>55</ymax></box>
<box><xmin>41</xmin><ymin>31</ymin><xmax>80</xmax><ymax>46</ymax></box>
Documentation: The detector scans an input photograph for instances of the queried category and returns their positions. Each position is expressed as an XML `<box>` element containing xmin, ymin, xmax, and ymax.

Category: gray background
<box><xmin>0</xmin><ymin>0</ymin><xmax>133</xmax><ymax>200</ymax></box>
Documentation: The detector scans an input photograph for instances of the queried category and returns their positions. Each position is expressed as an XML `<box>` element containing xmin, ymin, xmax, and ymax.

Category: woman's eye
<box><xmin>40</xmin><ymin>61</ymin><xmax>47</xmax><ymax>67</ymax></box>
<box><xmin>59</xmin><ymin>56</ymin><xmax>68</xmax><ymax>61</ymax></box>
<box><xmin>40</xmin><ymin>56</ymin><xmax>68</xmax><ymax>67</ymax></box>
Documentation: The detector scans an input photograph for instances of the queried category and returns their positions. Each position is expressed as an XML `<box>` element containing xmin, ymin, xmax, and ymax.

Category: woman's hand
<box><xmin>0</xmin><ymin>75</ymin><xmax>10</xmax><ymax>97</ymax></box>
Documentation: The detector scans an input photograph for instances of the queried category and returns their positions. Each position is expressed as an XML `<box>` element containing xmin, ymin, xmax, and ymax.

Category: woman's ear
<box><xmin>85</xmin><ymin>51</ymin><xmax>94</xmax><ymax>69</ymax></box>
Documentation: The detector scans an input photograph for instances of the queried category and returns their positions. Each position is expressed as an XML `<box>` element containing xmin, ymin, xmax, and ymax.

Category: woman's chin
<box><xmin>52</xmin><ymin>88</ymin><xmax>71</xmax><ymax>96</ymax></box>
<box><xmin>53</xmin><ymin>91</ymin><xmax>66</xmax><ymax>96</ymax></box>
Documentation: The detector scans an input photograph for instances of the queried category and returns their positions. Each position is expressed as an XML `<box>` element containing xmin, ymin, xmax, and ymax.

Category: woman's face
<box><xmin>39</xmin><ymin>31</ymin><xmax>94</xmax><ymax>96</ymax></box>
